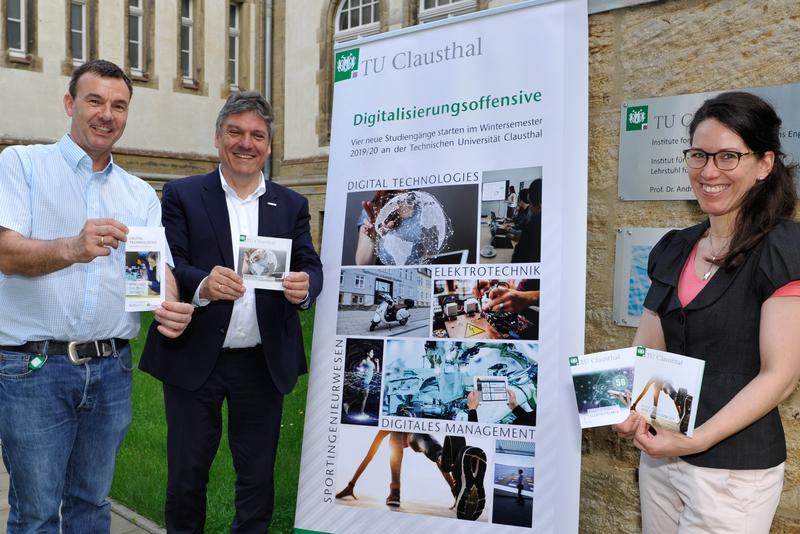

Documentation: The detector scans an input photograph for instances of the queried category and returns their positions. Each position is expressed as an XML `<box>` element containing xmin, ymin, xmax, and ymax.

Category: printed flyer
<box><xmin>569</xmin><ymin>348</ymin><xmax>636</xmax><ymax>428</ymax></box>
<box><xmin>630</xmin><ymin>347</ymin><xmax>704</xmax><ymax>438</ymax></box>
<box><xmin>569</xmin><ymin>346</ymin><xmax>704</xmax><ymax>437</ymax></box>
<box><xmin>296</xmin><ymin>1</ymin><xmax>588</xmax><ymax>533</ymax></box>
<box><xmin>124</xmin><ymin>226</ymin><xmax>165</xmax><ymax>312</ymax></box>
<box><xmin>236</xmin><ymin>234</ymin><xmax>292</xmax><ymax>291</ymax></box>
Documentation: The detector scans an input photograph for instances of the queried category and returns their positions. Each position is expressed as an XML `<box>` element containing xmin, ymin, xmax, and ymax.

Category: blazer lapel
<box><xmin>667</xmin><ymin>219</ymin><xmax>745</xmax><ymax>311</ymax></box>
<box><xmin>200</xmin><ymin>171</ymin><xmax>235</xmax><ymax>268</ymax></box>
<box><xmin>686</xmin><ymin>250</ymin><xmax>747</xmax><ymax>311</ymax></box>
<box><xmin>255</xmin><ymin>180</ymin><xmax>286</xmax><ymax>301</ymax></box>
<box><xmin>257</xmin><ymin>179</ymin><xmax>281</xmax><ymax>237</ymax></box>
<box><xmin>650</xmin><ymin>221</ymin><xmax>708</xmax><ymax>315</ymax></box>
<box><xmin>685</xmin><ymin>267</ymin><xmax>742</xmax><ymax>310</ymax></box>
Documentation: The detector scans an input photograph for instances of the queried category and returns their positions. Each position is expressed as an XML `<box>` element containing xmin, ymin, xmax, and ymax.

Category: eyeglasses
<box><xmin>682</xmin><ymin>149</ymin><xmax>758</xmax><ymax>170</ymax></box>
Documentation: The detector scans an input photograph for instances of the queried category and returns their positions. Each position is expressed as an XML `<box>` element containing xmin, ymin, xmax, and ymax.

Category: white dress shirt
<box><xmin>193</xmin><ymin>167</ymin><xmax>266</xmax><ymax>349</ymax></box>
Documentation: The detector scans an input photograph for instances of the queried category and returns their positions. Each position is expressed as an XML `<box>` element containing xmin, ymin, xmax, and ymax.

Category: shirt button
<box><xmin>219</xmin><ymin>328</ymin><xmax>226</xmax><ymax>335</ymax></box>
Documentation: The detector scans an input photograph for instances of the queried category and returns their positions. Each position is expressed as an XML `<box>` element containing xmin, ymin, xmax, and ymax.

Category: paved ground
<box><xmin>336</xmin><ymin>307</ymin><xmax>431</xmax><ymax>337</ymax></box>
<box><xmin>0</xmin><ymin>452</ymin><xmax>164</xmax><ymax>534</ymax></box>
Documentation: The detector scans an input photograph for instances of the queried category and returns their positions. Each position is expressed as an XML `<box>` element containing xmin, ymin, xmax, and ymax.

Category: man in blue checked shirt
<box><xmin>0</xmin><ymin>59</ymin><xmax>193</xmax><ymax>534</ymax></box>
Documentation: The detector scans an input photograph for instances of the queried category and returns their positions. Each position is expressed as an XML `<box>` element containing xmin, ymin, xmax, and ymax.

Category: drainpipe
<box><xmin>264</xmin><ymin>0</ymin><xmax>273</xmax><ymax>180</ymax></box>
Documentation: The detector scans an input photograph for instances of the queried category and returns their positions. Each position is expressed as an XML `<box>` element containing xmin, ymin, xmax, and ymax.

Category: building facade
<box><xmin>0</xmin><ymin>0</ymin><xmax>271</xmax><ymax>188</ymax></box>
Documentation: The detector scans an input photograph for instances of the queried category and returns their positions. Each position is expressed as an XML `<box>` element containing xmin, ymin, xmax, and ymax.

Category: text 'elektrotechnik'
<box><xmin>353</xmin><ymin>90</ymin><xmax>543</xmax><ymax>128</ymax></box>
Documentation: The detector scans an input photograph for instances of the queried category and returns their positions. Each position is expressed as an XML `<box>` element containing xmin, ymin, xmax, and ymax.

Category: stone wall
<box><xmin>582</xmin><ymin>1</ymin><xmax>800</xmax><ymax>532</ymax></box>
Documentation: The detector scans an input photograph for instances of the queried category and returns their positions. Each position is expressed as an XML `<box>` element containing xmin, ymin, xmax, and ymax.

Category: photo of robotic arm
<box><xmin>382</xmin><ymin>341</ymin><xmax>538</xmax><ymax>424</ymax></box>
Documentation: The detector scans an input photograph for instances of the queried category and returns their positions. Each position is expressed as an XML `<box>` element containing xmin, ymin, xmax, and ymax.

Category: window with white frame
<box><xmin>180</xmin><ymin>0</ymin><xmax>194</xmax><ymax>80</ymax></box>
<box><xmin>6</xmin><ymin>0</ymin><xmax>26</xmax><ymax>57</ymax></box>
<box><xmin>70</xmin><ymin>0</ymin><xmax>87</xmax><ymax>65</ymax></box>
<box><xmin>334</xmin><ymin>0</ymin><xmax>380</xmax><ymax>43</ymax></box>
<box><xmin>128</xmin><ymin>0</ymin><xmax>143</xmax><ymax>74</ymax></box>
<box><xmin>419</xmin><ymin>0</ymin><xmax>476</xmax><ymax>23</ymax></box>
<box><xmin>354</xmin><ymin>275</ymin><xmax>365</xmax><ymax>289</ymax></box>
<box><xmin>228</xmin><ymin>2</ymin><xmax>240</xmax><ymax>89</ymax></box>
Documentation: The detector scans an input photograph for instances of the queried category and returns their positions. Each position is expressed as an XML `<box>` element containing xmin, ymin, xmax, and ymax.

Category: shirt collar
<box><xmin>218</xmin><ymin>165</ymin><xmax>266</xmax><ymax>202</ymax></box>
<box><xmin>58</xmin><ymin>134</ymin><xmax>115</xmax><ymax>176</ymax></box>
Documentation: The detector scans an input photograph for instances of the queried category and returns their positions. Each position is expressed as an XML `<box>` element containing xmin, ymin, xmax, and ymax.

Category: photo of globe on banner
<box><xmin>341</xmin><ymin>184</ymin><xmax>479</xmax><ymax>266</ymax></box>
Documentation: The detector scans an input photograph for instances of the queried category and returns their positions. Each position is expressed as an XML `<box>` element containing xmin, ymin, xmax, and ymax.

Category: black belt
<box><xmin>0</xmin><ymin>339</ymin><xmax>129</xmax><ymax>364</ymax></box>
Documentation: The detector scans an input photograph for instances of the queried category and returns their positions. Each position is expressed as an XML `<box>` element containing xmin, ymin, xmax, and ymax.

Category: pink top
<box><xmin>678</xmin><ymin>242</ymin><xmax>800</xmax><ymax>307</ymax></box>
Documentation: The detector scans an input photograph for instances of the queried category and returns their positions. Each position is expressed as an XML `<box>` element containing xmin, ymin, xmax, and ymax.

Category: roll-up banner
<box><xmin>295</xmin><ymin>1</ymin><xmax>588</xmax><ymax>532</ymax></box>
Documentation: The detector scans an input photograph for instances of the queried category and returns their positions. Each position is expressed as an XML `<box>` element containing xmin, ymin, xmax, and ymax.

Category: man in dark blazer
<box><xmin>140</xmin><ymin>91</ymin><xmax>322</xmax><ymax>533</ymax></box>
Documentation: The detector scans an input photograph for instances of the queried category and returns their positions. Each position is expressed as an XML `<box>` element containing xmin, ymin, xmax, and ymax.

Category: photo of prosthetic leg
<box><xmin>631</xmin><ymin>378</ymin><xmax>694</xmax><ymax>434</ymax></box>
<box><xmin>335</xmin><ymin>430</ymin><xmax>488</xmax><ymax>521</ymax></box>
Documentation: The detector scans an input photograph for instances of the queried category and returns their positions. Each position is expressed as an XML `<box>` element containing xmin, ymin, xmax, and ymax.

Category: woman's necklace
<box><xmin>702</xmin><ymin>233</ymin><xmax>727</xmax><ymax>280</ymax></box>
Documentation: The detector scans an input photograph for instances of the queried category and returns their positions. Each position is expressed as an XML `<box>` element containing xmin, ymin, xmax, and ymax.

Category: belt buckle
<box><xmin>67</xmin><ymin>341</ymin><xmax>95</xmax><ymax>365</ymax></box>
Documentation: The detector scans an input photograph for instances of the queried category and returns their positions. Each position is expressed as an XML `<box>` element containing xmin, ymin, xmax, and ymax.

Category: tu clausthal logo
<box><xmin>335</xmin><ymin>49</ymin><xmax>360</xmax><ymax>82</ymax></box>
<box><xmin>626</xmin><ymin>105</ymin><xmax>648</xmax><ymax>131</ymax></box>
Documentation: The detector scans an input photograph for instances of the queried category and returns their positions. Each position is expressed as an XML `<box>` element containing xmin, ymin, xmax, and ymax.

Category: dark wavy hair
<box><xmin>689</xmin><ymin>91</ymin><xmax>797</xmax><ymax>269</ymax></box>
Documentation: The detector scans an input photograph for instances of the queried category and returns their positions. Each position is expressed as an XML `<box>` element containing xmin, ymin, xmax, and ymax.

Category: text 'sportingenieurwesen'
<box><xmin>296</xmin><ymin>2</ymin><xmax>589</xmax><ymax>533</ymax></box>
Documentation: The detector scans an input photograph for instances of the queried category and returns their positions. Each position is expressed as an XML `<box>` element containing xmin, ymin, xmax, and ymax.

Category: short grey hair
<box><xmin>215</xmin><ymin>91</ymin><xmax>274</xmax><ymax>140</ymax></box>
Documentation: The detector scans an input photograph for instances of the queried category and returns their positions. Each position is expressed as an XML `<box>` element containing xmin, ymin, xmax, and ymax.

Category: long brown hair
<box><xmin>689</xmin><ymin>92</ymin><xmax>797</xmax><ymax>269</ymax></box>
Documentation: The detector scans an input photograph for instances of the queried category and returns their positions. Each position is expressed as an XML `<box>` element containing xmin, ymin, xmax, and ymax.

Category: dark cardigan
<box><xmin>644</xmin><ymin>219</ymin><xmax>800</xmax><ymax>469</ymax></box>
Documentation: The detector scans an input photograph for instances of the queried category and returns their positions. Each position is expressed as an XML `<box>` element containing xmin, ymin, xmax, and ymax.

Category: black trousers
<box><xmin>163</xmin><ymin>346</ymin><xmax>283</xmax><ymax>534</ymax></box>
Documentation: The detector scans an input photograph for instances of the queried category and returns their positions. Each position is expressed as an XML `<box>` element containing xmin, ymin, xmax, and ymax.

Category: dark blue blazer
<box><xmin>140</xmin><ymin>170</ymin><xmax>323</xmax><ymax>394</ymax></box>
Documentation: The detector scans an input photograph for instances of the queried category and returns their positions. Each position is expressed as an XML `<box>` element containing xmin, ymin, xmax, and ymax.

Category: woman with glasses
<box><xmin>614</xmin><ymin>91</ymin><xmax>800</xmax><ymax>533</ymax></box>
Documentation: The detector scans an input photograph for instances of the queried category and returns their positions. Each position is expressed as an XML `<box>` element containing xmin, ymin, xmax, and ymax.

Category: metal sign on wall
<box><xmin>618</xmin><ymin>83</ymin><xmax>800</xmax><ymax>200</ymax></box>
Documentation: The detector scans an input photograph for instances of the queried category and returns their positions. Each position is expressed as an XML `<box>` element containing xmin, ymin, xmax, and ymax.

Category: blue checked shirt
<box><xmin>0</xmin><ymin>134</ymin><xmax>173</xmax><ymax>345</ymax></box>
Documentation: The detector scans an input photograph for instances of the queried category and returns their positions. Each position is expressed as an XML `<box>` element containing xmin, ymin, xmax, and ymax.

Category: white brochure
<box><xmin>124</xmin><ymin>226</ymin><xmax>166</xmax><ymax>311</ymax></box>
<box><xmin>569</xmin><ymin>346</ymin><xmax>705</xmax><ymax>436</ymax></box>
<box><xmin>569</xmin><ymin>348</ymin><xmax>636</xmax><ymax>428</ymax></box>
<box><xmin>236</xmin><ymin>234</ymin><xmax>292</xmax><ymax>291</ymax></box>
<box><xmin>630</xmin><ymin>346</ymin><xmax>704</xmax><ymax>437</ymax></box>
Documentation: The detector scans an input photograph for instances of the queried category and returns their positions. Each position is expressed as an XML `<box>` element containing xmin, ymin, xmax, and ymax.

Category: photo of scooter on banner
<box><xmin>370</xmin><ymin>292</ymin><xmax>415</xmax><ymax>331</ymax></box>
<box><xmin>337</xmin><ymin>267</ymin><xmax>433</xmax><ymax>338</ymax></box>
